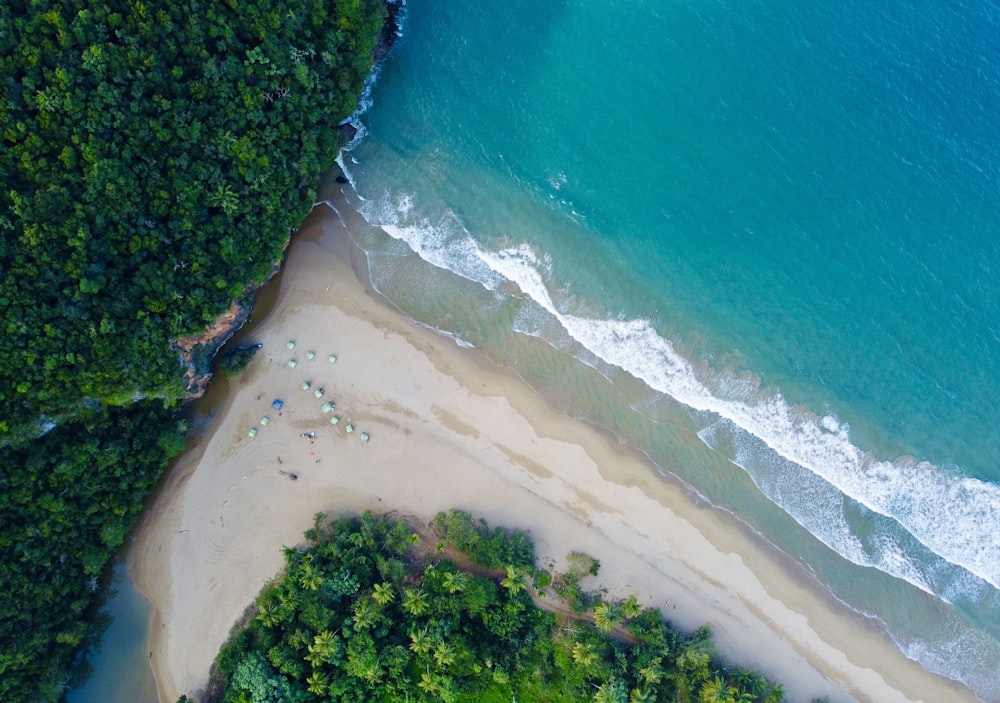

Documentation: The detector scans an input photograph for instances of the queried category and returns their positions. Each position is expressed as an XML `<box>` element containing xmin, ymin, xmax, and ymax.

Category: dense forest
<box><xmin>0</xmin><ymin>0</ymin><xmax>389</xmax><ymax>700</ymax></box>
<box><xmin>200</xmin><ymin>510</ymin><xmax>795</xmax><ymax>703</ymax></box>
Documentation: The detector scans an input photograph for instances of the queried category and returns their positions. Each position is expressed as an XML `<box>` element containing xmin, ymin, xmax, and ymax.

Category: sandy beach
<box><xmin>131</xmin><ymin>194</ymin><xmax>978</xmax><ymax>703</ymax></box>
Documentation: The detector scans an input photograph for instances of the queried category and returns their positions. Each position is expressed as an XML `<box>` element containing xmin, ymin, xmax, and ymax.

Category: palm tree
<box><xmin>592</xmin><ymin>602</ymin><xmax>623</xmax><ymax>633</ymax></box>
<box><xmin>305</xmin><ymin>630</ymin><xmax>337</xmax><ymax>667</ymax></box>
<box><xmin>418</xmin><ymin>671</ymin><xmax>440</xmax><ymax>696</ymax></box>
<box><xmin>299</xmin><ymin>559</ymin><xmax>323</xmax><ymax>591</ymax></box>
<box><xmin>621</xmin><ymin>595</ymin><xmax>642</xmax><ymax>619</ymax></box>
<box><xmin>408</xmin><ymin>627</ymin><xmax>434</xmax><ymax>655</ymax></box>
<box><xmin>763</xmin><ymin>682</ymin><xmax>785</xmax><ymax>703</ymax></box>
<box><xmin>763</xmin><ymin>681</ymin><xmax>785</xmax><ymax>703</ymax></box>
<box><xmin>442</xmin><ymin>571</ymin><xmax>467</xmax><ymax>594</ymax></box>
<box><xmin>501</xmin><ymin>565</ymin><xmax>528</xmax><ymax>596</ymax></box>
<box><xmin>372</xmin><ymin>581</ymin><xmax>395</xmax><ymax>605</ymax></box>
<box><xmin>629</xmin><ymin>686</ymin><xmax>656</xmax><ymax>703</ymax></box>
<box><xmin>700</xmin><ymin>675</ymin><xmax>737</xmax><ymax>703</ymax></box>
<box><xmin>313</xmin><ymin>630</ymin><xmax>337</xmax><ymax>655</ymax></box>
<box><xmin>571</xmin><ymin>641</ymin><xmax>599</xmax><ymax>668</ymax></box>
<box><xmin>433</xmin><ymin>641</ymin><xmax>456</xmax><ymax>669</ymax></box>
<box><xmin>402</xmin><ymin>587</ymin><xmax>430</xmax><ymax>616</ymax></box>
<box><xmin>255</xmin><ymin>599</ymin><xmax>281</xmax><ymax>628</ymax></box>
<box><xmin>352</xmin><ymin>596</ymin><xmax>379</xmax><ymax>630</ymax></box>
<box><xmin>593</xmin><ymin>679</ymin><xmax>627</xmax><ymax>703</ymax></box>
<box><xmin>306</xmin><ymin>669</ymin><xmax>328</xmax><ymax>696</ymax></box>
<box><xmin>304</xmin><ymin>647</ymin><xmax>326</xmax><ymax>668</ymax></box>
<box><xmin>362</xmin><ymin>656</ymin><xmax>383</xmax><ymax>685</ymax></box>
<box><xmin>209</xmin><ymin>183</ymin><xmax>240</xmax><ymax>217</ymax></box>
<box><xmin>638</xmin><ymin>658</ymin><xmax>663</xmax><ymax>686</ymax></box>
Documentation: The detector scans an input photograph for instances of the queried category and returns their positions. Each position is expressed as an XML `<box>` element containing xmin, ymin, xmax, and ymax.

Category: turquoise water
<box><xmin>336</xmin><ymin>0</ymin><xmax>1000</xmax><ymax>698</ymax></box>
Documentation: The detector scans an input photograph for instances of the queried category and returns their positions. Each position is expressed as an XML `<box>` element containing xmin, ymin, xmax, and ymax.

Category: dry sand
<box><xmin>131</xmin><ymin>202</ymin><xmax>978</xmax><ymax>703</ymax></box>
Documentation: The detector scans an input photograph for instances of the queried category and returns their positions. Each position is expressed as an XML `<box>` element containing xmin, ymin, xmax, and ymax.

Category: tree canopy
<box><xmin>201</xmin><ymin>510</ymin><xmax>792</xmax><ymax>703</ymax></box>
<box><xmin>0</xmin><ymin>1</ymin><xmax>387</xmax><ymax>700</ymax></box>
<box><xmin>1</xmin><ymin>0</ymin><xmax>385</xmax><ymax>440</ymax></box>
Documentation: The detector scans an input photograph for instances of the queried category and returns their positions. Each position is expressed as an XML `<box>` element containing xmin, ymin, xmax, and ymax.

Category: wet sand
<box><xmin>131</xmin><ymin>197</ymin><xmax>978</xmax><ymax>703</ymax></box>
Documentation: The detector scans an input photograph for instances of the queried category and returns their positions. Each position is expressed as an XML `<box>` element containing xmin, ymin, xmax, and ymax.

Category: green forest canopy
<box><xmin>0</xmin><ymin>1</ymin><xmax>387</xmax><ymax>700</ymax></box>
<box><xmin>202</xmin><ymin>510</ymin><xmax>794</xmax><ymax>703</ymax></box>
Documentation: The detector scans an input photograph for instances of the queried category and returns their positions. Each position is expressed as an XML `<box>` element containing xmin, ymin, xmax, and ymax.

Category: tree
<box><xmin>594</xmin><ymin>679</ymin><xmax>628</xmax><ymax>703</ymax></box>
<box><xmin>638</xmin><ymin>657</ymin><xmax>664</xmax><ymax>686</ymax></box>
<box><xmin>572</xmin><ymin>641</ymin><xmax>599</xmax><ymax>668</ymax></box>
<box><xmin>433</xmin><ymin>641</ymin><xmax>457</xmax><ymax>669</ymax></box>
<box><xmin>764</xmin><ymin>681</ymin><xmax>786</xmax><ymax>703</ymax></box>
<box><xmin>351</xmin><ymin>596</ymin><xmax>380</xmax><ymax>631</ymax></box>
<box><xmin>700</xmin><ymin>675</ymin><xmax>737</xmax><ymax>703</ymax></box>
<box><xmin>442</xmin><ymin>570</ymin><xmax>468</xmax><ymax>594</ymax></box>
<box><xmin>0</xmin><ymin>0</ymin><xmax>390</xmax><ymax>697</ymax></box>
<box><xmin>299</xmin><ymin>559</ymin><xmax>323</xmax><ymax>591</ymax></box>
<box><xmin>372</xmin><ymin>581</ymin><xmax>395</xmax><ymax>605</ymax></box>
<box><xmin>621</xmin><ymin>595</ymin><xmax>642</xmax><ymax>619</ymax></box>
<box><xmin>500</xmin><ymin>565</ymin><xmax>529</xmax><ymax>596</ymax></box>
<box><xmin>205</xmin><ymin>513</ymin><xmax>798</xmax><ymax>703</ymax></box>
<box><xmin>256</xmin><ymin>599</ymin><xmax>282</xmax><ymax>628</ymax></box>
<box><xmin>408</xmin><ymin>627</ymin><xmax>434</xmax><ymax>656</ymax></box>
<box><xmin>593</xmin><ymin>602</ymin><xmax>624</xmax><ymax>633</ymax></box>
<box><xmin>629</xmin><ymin>687</ymin><xmax>656</xmax><ymax>703</ymax></box>
<box><xmin>305</xmin><ymin>669</ymin><xmax>328</xmax><ymax>696</ymax></box>
<box><xmin>402</xmin><ymin>587</ymin><xmax>430</xmax><ymax>617</ymax></box>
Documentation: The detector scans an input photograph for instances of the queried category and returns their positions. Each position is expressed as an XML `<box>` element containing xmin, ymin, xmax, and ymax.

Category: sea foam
<box><xmin>356</xmin><ymin>190</ymin><xmax>1000</xmax><ymax>596</ymax></box>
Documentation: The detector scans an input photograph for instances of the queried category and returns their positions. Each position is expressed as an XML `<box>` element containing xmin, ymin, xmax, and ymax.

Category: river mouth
<box><xmin>66</xmin><ymin>558</ymin><xmax>157</xmax><ymax>703</ymax></box>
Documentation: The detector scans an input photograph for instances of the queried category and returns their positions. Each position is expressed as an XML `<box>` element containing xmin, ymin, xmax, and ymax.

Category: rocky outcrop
<box><xmin>375</xmin><ymin>0</ymin><xmax>404</xmax><ymax>63</ymax></box>
<box><xmin>172</xmin><ymin>300</ymin><xmax>253</xmax><ymax>398</ymax></box>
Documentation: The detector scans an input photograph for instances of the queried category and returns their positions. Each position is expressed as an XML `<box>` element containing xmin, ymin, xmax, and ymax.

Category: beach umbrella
<box><xmin>328</xmin><ymin>354</ymin><xmax>338</xmax><ymax>364</ymax></box>
<box><xmin>345</xmin><ymin>423</ymin><xmax>354</xmax><ymax>433</ymax></box>
<box><xmin>288</xmin><ymin>359</ymin><xmax>298</xmax><ymax>368</ymax></box>
<box><xmin>306</xmin><ymin>350</ymin><xmax>316</xmax><ymax>360</ymax></box>
<box><xmin>301</xmin><ymin>381</ymin><xmax>311</xmax><ymax>391</ymax></box>
<box><xmin>287</xmin><ymin>340</ymin><xmax>296</xmax><ymax>350</ymax></box>
<box><xmin>330</xmin><ymin>415</ymin><xmax>341</xmax><ymax>425</ymax></box>
<box><xmin>322</xmin><ymin>402</ymin><xmax>335</xmax><ymax>413</ymax></box>
<box><xmin>360</xmin><ymin>432</ymin><xmax>370</xmax><ymax>442</ymax></box>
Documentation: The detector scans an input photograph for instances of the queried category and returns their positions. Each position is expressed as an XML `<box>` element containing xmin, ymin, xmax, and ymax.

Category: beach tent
<box><xmin>330</xmin><ymin>415</ymin><xmax>341</xmax><ymax>425</ymax></box>
<box><xmin>248</xmin><ymin>428</ymin><xmax>258</xmax><ymax>438</ymax></box>
<box><xmin>322</xmin><ymin>402</ymin><xmax>335</xmax><ymax>413</ymax></box>
<box><xmin>301</xmin><ymin>381</ymin><xmax>311</xmax><ymax>391</ymax></box>
<box><xmin>272</xmin><ymin>399</ymin><xmax>284</xmax><ymax>411</ymax></box>
<box><xmin>360</xmin><ymin>432</ymin><xmax>371</xmax><ymax>442</ymax></box>
<box><xmin>260</xmin><ymin>416</ymin><xmax>270</xmax><ymax>426</ymax></box>
<box><xmin>328</xmin><ymin>354</ymin><xmax>338</xmax><ymax>364</ymax></box>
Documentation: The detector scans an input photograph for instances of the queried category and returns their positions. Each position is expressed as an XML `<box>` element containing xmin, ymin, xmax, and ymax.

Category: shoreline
<box><xmin>130</xmin><ymin>190</ymin><xmax>979</xmax><ymax>703</ymax></box>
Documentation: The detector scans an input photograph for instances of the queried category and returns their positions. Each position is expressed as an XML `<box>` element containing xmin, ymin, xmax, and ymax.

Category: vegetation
<box><xmin>0</xmin><ymin>403</ymin><xmax>186</xmax><ymax>701</ymax></box>
<box><xmin>0</xmin><ymin>0</ymin><xmax>388</xmax><ymax>700</ymax></box>
<box><xmin>201</xmin><ymin>509</ymin><xmax>790</xmax><ymax>703</ymax></box>
<box><xmin>221</xmin><ymin>342</ymin><xmax>264</xmax><ymax>378</ymax></box>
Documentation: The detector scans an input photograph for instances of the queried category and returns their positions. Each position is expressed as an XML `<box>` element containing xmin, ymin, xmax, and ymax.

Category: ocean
<box><xmin>333</xmin><ymin>0</ymin><xmax>1000</xmax><ymax>698</ymax></box>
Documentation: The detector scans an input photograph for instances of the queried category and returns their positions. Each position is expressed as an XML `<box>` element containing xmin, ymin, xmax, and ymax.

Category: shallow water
<box><xmin>333</xmin><ymin>0</ymin><xmax>1000</xmax><ymax>698</ymax></box>
<box><xmin>66</xmin><ymin>559</ymin><xmax>157</xmax><ymax>703</ymax></box>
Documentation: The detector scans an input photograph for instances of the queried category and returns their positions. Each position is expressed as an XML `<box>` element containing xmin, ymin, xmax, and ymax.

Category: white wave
<box><xmin>357</xmin><ymin>195</ymin><xmax>1000</xmax><ymax>592</ymax></box>
<box><xmin>701</xmin><ymin>418</ymin><xmax>944</xmax><ymax>597</ymax></box>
